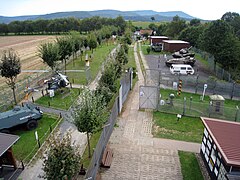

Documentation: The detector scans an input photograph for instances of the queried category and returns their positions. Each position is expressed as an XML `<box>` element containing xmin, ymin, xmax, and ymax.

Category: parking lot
<box><xmin>144</xmin><ymin>54</ymin><xmax>214</xmax><ymax>79</ymax></box>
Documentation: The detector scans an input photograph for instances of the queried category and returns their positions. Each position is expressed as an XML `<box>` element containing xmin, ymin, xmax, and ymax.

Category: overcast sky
<box><xmin>0</xmin><ymin>0</ymin><xmax>239</xmax><ymax>20</ymax></box>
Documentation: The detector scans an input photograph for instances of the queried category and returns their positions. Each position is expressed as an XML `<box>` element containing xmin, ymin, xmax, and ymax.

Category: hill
<box><xmin>0</xmin><ymin>9</ymin><xmax>198</xmax><ymax>24</ymax></box>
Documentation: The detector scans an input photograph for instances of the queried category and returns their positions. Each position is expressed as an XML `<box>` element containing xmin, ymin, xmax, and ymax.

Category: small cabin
<box><xmin>149</xmin><ymin>36</ymin><xmax>169</xmax><ymax>45</ymax></box>
<box><xmin>200</xmin><ymin>117</ymin><xmax>240</xmax><ymax>180</ymax></box>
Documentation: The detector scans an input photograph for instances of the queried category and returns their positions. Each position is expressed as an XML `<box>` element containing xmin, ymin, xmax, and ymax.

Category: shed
<box><xmin>0</xmin><ymin>133</ymin><xmax>19</xmax><ymax>170</ymax></box>
<box><xmin>162</xmin><ymin>40</ymin><xmax>190</xmax><ymax>52</ymax></box>
<box><xmin>149</xmin><ymin>36</ymin><xmax>169</xmax><ymax>45</ymax></box>
<box><xmin>200</xmin><ymin>117</ymin><xmax>240</xmax><ymax>180</ymax></box>
<box><xmin>209</xmin><ymin>95</ymin><xmax>225</xmax><ymax>115</ymax></box>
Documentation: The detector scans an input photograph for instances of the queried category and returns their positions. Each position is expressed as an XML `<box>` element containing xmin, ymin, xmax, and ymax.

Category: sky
<box><xmin>0</xmin><ymin>0</ymin><xmax>239</xmax><ymax>20</ymax></box>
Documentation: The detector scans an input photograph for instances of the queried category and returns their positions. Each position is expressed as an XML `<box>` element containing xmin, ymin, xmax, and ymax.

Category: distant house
<box><xmin>149</xmin><ymin>36</ymin><xmax>169</xmax><ymax>45</ymax></box>
<box><xmin>162</xmin><ymin>40</ymin><xmax>190</xmax><ymax>52</ymax></box>
<box><xmin>139</xmin><ymin>29</ymin><xmax>153</xmax><ymax>38</ymax></box>
<box><xmin>200</xmin><ymin>117</ymin><xmax>240</xmax><ymax>180</ymax></box>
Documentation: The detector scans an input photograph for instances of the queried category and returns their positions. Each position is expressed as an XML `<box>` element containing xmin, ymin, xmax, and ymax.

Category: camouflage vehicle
<box><xmin>0</xmin><ymin>103</ymin><xmax>43</xmax><ymax>133</ymax></box>
<box><xmin>165</xmin><ymin>57</ymin><xmax>196</xmax><ymax>67</ymax></box>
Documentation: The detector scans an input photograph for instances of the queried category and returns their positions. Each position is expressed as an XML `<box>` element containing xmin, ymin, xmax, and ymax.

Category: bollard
<box><xmin>32</xmin><ymin>96</ymin><xmax>34</xmax><ymax>103</ymax></box>
<box><xmin>59</xmin><ymin>112</ymin><xmax>62</xmax><ymax>118</ymax></box>
<box><xmin>49</xmin><ymin>125</ymin><xmax>52</xmax><ymax>132</ymax></box>
<box><xmin>38</xmin><ymin>139</ymin><xmax>41</xmax><ymax>148</ymax></box>
<box><xmin>48</xmin><ymin>101</ymin><xmax>50</xmax><ymax>107</ymax></box>
<box><xmin>42</xmin><ymin>89</ymin><xmax>44</xmax><ymax>97</ymax></box>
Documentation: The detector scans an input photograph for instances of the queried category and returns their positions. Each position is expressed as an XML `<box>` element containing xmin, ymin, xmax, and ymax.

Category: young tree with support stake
<box><xmin>71</xmin><ymin>88</ymin><xmax>108</xmax><ymax>158</ymax></box>
<box><xmin>0</xmin><ymin>49</ymin><xmax>21</xmax><ymax>105</ymax></box>
<box><xmin>38</xmin><ymin>42</ymin><xmax>60</xmax><ymax>71</ymax></box>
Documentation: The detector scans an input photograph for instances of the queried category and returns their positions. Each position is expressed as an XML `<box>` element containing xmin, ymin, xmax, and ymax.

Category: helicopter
<box><xmin>45</xmin><ymin>72</ymin><xmax>70</xmax><ymax>90</ymax></box>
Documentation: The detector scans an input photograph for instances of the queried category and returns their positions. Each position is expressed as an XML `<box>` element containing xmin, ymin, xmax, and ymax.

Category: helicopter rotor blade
<box><xmin>21</xmin><ymin>70</ymin><xmax>50</xmax><ymax>73</ymax></box>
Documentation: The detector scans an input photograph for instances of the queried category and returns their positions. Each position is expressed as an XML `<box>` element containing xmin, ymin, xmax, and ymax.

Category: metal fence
<box><xmin>160</xmin><ymin>74</ymin><xmax>240</xmax><ymax>100</ymax></box>
<box><xmin>85</xmin><ymin>69</ymin><xmax>133</xmax><ymax>179</ymax></box>
<box><xmin>158</xmin><ymin>98</ymin><xmax>240</xmax><ymax>122</ymax></box>
<box><xmin>192</xmin><ymin>47</ymin><xmax>233</xmax><ymax>82</ymax></box>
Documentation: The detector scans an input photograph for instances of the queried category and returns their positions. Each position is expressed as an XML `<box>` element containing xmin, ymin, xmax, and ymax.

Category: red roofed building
<box><xmin>162</xmin><ymin>40</ymin><xmax>190</xmax><ymax>52</ymax></box>
<box><xmin>201</xmin><ymin>117</ymin><xmax>240</xmax><ymax>180</ymax></box>
<box><xmin>149</xmin><ymin>36</ymin><xmax>169</xmax><ymax>45</ymax></box>
<box><xmin>139</xmin><ymin>29</ymin><xmax>153</xmax><ymax>37</ymax></box>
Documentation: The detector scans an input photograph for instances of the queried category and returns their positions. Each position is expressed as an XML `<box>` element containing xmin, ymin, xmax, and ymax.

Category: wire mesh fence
<box><xmin>158</xmin><ymin>98</ymin><xmax>240</xmax><ymax>122</ymax></box>
<box><xmin>160</xmin><ymin>74</ymin><xmax>240</xmax><ymax>100</ymax></box>
<box><xmin>85</xmin><ymin>68</ymin><xmax>133</xmax><ymax>179</ymax></box>
<box><xmin>192</xmin><ymin>47</ymin><xmax>233</xmax><ymax>82</ymax></box>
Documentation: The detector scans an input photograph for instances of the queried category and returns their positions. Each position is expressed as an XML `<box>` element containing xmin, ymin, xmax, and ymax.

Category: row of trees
<box><xmin>39</xmin><ymin>26</ymin><xmax>118</xmax><ymax>72</ymax></box>
<box><xmin>0</xmin><ymin>16</ymin><xmax>126</xmax><ymax>35</ymax></box>
<box><xmin>142</xmin><ymin>12</ymin><xmax>240</xmax><ymax>79</ymax></box>
<box><xmin>42</xmin><ymin>43</ymin><xmax>130</xmax><ymax>179</ymax></box>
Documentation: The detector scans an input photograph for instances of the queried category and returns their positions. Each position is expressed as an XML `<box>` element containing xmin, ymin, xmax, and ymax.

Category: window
<box><xmin>211</xmin><ymin>149</ymin><xmax>216</xmax><ymax>163</ymax></box>
<box><xmin>201</xmin><ymin>142</ymin><xmax>206</xmax><ymax>153</ymax></box>
<box><xmin>180</xmin><ymin>67</ymin><xmax>186</xmax><ymax>70</ymax></box>
<box><xmin>204</xmin><ymin>128</ymin><xmax>208</xmax><ymax>137</ymax></box>
<box><xmin>187</xmin><ymin>67</ymin><xmax>192</xmax><ymax>70</ymax></box>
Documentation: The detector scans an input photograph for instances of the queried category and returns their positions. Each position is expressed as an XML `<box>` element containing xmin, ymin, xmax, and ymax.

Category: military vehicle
<box><xmin>172</xmin><ymin>47</ymin><xmax>195</xmax><ymax>58</ymax></box>
<box><xmin>151</xmin><ymin>43</ymin><xmax>162</xmax><ymax>52</ymax></box>
<box><xmin>165</xmin><ymin>57</ymin><xmax>196</xmax><ymax>67</ymax></box>
<box><xmin>0</xmin><ymin>103</ymin><xmax>43</xmax><ymax>133</ymax></box>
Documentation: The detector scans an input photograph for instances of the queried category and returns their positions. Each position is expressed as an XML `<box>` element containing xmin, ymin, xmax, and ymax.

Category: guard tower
<box><xmin>209</xmin><ymin>95</ymin><xmax>225</xmax><ymax>115</ymax></box>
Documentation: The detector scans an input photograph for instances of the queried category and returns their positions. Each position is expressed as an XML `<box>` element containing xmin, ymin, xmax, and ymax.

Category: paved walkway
<box><xmin>100</xmin><ymin>42</ymin><xmax>200</xmax><ymax>180</ymax></box>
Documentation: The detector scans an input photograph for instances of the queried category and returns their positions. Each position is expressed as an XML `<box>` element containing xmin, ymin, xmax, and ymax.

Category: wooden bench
<box><xmin>101</xmin><ymin>146</ymin><xmax>113</xmax><ymax>168</ymax></box>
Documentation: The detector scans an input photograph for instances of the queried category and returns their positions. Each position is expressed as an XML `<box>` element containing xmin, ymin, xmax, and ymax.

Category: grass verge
<box><xmin>35</xmin><ymin>88</ymin><xmax>81</xmax><ymax>110</ymax></box>
<box><xmin>80</xmin><ymin>131</ymin><xmax>102</xmax><ymax>168</ymax></box>
<box><xmin>153</xmin><ymin>112</ymin><xmax>203</xmax><ymax>143</ymax></box>
<box><xmin>12</xmin><ymin>114</ymin><xmax>59</xmax><ymax>162</ymax></box>
<box><xmin>179</xmin><ymin>151</ymin><xmax>204</xmax><ymax>180</ymax></box>
<box><xmin>66</xmin><ymin>43</ymin><xmax>116</xmax><ymax>85</ymax></box>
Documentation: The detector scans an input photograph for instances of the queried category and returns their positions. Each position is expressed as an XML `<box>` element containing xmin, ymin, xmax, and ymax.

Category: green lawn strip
<box><xmin>80</xmin><ymin>131</ymin><xmax>102</xmax><ymax>168</ymax></box>
<box><xmin>179</xmin><ymin>151</ymin><xmax>204</xmax><ymax>180</ymax></box>
<box><xmin>12</xmin><ymin>114</ymin><xmax>59</xmax><ymax>162</ymax></box>
<box><xmin>194</xmin><ymin>53</ymin><xmax>209</xmax><ymax>67</ymax></box>
<box><xmin>66</xmin><ymin>43</ymin><xmax>116</xmax><ymax>85</ymax></box>
<box><xmin>153</xmin><ymin>112</ymin><xmax>203</xmax><ymax>143</ymax></box>
<box><xmin>141</xmin><ymin>43</ymin><xmax>171</xmax><ymax>55</ymax></box>
<box><xmin>160</xmin><ymin>88</ymin><xmax>240</xmax><ymax>108</ymax></box>
<box><xmin>35</xmin><ymin>88</ymin><xmax>81</xmax><ymax>110</ymax></box>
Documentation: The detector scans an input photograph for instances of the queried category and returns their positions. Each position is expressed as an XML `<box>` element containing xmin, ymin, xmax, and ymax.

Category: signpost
<box><xmin>202</xmin><ymin>84</ymin><xmax>208</xmax><ymax>101</ymax></box>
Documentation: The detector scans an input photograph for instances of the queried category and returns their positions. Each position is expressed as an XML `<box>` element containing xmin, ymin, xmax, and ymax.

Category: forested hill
<box><xmin>0</xmin><ymin>10</ymin><xmax>196</xmax><ymax>23</ymax></box>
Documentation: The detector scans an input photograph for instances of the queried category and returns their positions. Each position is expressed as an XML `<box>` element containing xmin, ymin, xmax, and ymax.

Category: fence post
<box><xmin>231</xmin><ymin>82</ymin><xmax>235</xmax><ymax>100</ymax></box>
<box><xmin>235</xmin><ymin>106</ymin><xmax>239</xmax><ymax>122</ymax></box>
<box><xmin>183</xmin><ymin>97</ymin><xmax>186</xmax><ymax>116</ymax></box>
<box><xmin>195</xmin><ymin>74</ymin><xmax>199</xmax><ymax>94</ymax></box>
<box><xmin>189</xmin><ymin>96</ymin><xmax>192</xmax><ymax>110</ymax></box>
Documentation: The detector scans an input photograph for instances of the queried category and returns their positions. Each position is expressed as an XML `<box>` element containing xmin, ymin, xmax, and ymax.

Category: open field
<box><xmin>0</xmin><ymin>35</ymin><xmax>56</xmax><ymax>85</ymax></box>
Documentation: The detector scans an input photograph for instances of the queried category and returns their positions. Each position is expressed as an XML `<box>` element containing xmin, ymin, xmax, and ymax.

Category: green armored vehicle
<box><xmin>0</xmin><ymin>103</ymin><xmax>43</xmax><ymax>133</ymax></box>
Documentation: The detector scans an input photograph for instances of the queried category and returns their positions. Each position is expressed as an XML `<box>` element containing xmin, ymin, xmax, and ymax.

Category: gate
<box><xmin>139</xmin><ymin>85</ymin><xmax>160</xmax><ymax>110</ymax></box>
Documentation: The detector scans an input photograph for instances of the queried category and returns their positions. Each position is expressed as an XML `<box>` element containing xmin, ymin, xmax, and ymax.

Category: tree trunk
<box><xmin>87</xmin><ymin>132</ymin><xmax>91</xmax><ymax>158</ymax></box>
<box><xmin>12</xmin><ymin>85</ymin><xmax>17</xmax><ymax>105</ymax></box>
<box><xmin>214</xmin><ymin>60</ymin><xmax>216</xmax><ymax>73</ymax></box>
<box><xmin>64</xmin><ymin>59</ymin><xmax>66</xmax><ymax>74</ymax></box>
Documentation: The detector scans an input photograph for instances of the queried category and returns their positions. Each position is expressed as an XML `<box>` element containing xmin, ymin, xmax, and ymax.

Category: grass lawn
<box><xmin>35</xmin><ymin>88</ymin><xmax>81</xmax><ymax>110</ymax></box>
<box><xmin>153</xmin><ymin>112</ymin><xmax>204</xmax><ymax>143</ymax></box>
<box><xmin>12</xmin><ymin>114</ymin><xmax>59</xmax><ymax>162</ymax></box>
<box><xmin>159</xmin><ymin>88</ymin><xmax>240</xmax><ymax>121</ymax></box>
<box><xmin>66</xmin><ymin>43</ymin><xmax>116</xmax><ymax>85</ymax></box>
<box><xmin>80</xmin><ymin>131</ymin><xmax>102</xmax><ymax>168</ymax></box>
<box><xmin>179</xmin><ymin>151</ymin><xmax>204</xmax><ymax>180</ymax></box>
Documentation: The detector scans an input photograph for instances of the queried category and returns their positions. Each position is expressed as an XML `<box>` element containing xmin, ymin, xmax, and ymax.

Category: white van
<box><xmin>170</xmin><ymin>64</ymin><xmax>194</xmax><ymax>75</ymax></box>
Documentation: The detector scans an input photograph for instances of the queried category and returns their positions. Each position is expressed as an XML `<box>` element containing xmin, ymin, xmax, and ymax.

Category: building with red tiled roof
<box><xmin>200</xmin><ymin>117</ymin><xmax>240</xmax><ymax>180</ymax></box>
